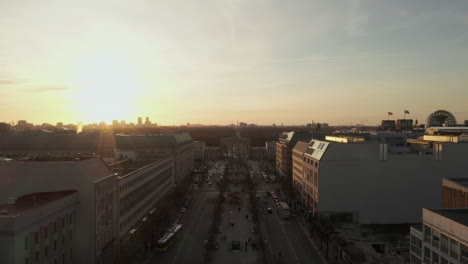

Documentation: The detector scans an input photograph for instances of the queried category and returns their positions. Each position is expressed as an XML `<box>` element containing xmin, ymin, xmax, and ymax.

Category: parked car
<box><xmin>180</xmin><ymin>207</ymin><xmax>186</xmax><ymax>214</ymax></box>
<box><xmin>267</xmin><ymin>207</ymin><xmax>273</xmax><ymax>214</ymax></box>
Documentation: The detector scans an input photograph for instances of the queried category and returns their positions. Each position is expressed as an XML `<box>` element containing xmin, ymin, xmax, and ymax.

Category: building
<box><xmin>292</xmin><ymin>136</ymin><xmax>468</xmax><ymax>224</ymax></box>
<box><xmin>0</xmin><ymin>122</ymin><xmax>11</xmax><ymax>133</ymax></box>
<box><xmin>0</xmin><ymin>133</ymin><xmax>117</xmax><ymax>162</ymax></box>
<box><xmin>115</xmin><ymin>133</ymin><xmax>193</xmax><ymax>182</ymax></box>
<box><xmin>193</xmin><ymin>141</ymin><xmax>206</xmax><ymax>160</ymax></box>
<box><xmin>381</xmin><ymin>120</ymin><xmax>396</xmax><ymax>131</ymax></box>
<box><xmin>396</xmin><ymin>119</ymin><xmax>413</xmax><ymax>131</ymax></box>
<box><xmin>205</xmin><ymin>147</ymin><xmax>222</xmax><ymax>161</ymax></box>
<box><xmin>145</xmin><ymin>117</ymin><xmax>151</xmax><ymax>126</ymax></box>
<box><xmin>410</xmin><ymin>208</ymin><xmax>468</xmax><ymax>264</ymax></box>
<box><xmin>408</xmin><ymin>127</ymin><xmax>468</xmax><ymax>153</ymax></box>
<box><xmin>427</xmin><ymin>109</ymin><xmax>458</xmax><ymax>127</ymax></box>
<box><xmin>292</xmin><ymin>141</ymin><xmax>310</xmax><ymax>209</ymax></box>
<box><xmin>0</xmin><ymin>158</ymin><xmax>118</xmax><ymax>264</ymax></box>
<box><xmin>265</xmin><ymin>141</ymin><xmax>276</xmax><ymax>160</ymax></box>
<box><xmin>0</xmin><ymin>191</ymin><xmax>79</xmax><ymax>264</ymax></box>
<box><xmin>220</xmin><ymin>131</ymin><xmax>250</xmax><ymax>159</ymax></box>
<box><xmin>276</xmin><ymin>132</ymin><xmax>314</xmax><ymax>177</ymax></box>
<box><xmin>0</xmin><ymin>156</ymin><xmax>177</xmax><ymax>264</ymax></box>
<box><xmin>443</xmin><ymin>178</ymin><xmax>468</xmax><ymax>208</ymax></box>
<box><xmin>250</xmin><ymin>147</ymin><xmax>266</xmax><ymax>160</ymax></box>
<box><xmin>137</xmin><ymin>117</ymin><xmax>142</xmax><ymax>126</ymax></box>
<box><xmin>111</xmin><ymin>157</ymin><xmax>175</xmax><ymax>247</ymax></box>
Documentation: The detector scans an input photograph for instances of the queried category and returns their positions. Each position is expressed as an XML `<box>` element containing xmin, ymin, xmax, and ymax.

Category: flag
<box><xmin>404</xmin><ymin>110</ymin><xmax>410</xmax><ymax>114</ymax></box>
<box><xmin>388</xmin><ymin>112</ymin><xmax>393</xmax><ymax>115</ymax></box>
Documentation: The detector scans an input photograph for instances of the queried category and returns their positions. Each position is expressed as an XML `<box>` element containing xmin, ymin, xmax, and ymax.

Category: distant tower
<box><xmin>145</xmin><ymin>117</ymin><xmax>151</xmax><ymax>125</ymax></box>
<box><xmin>138</xmin><ymin>117</ymin><xmax>142</xmax><ymax>126</ymax></box>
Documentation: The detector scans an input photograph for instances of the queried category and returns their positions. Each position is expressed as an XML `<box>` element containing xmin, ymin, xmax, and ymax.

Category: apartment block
<box><xmin>410</xmin><ymin>208</ymin><xmax>468</xmax><ymax>264</ymax></box>
<box><xmin>0</xmin><ymin>158</ymin><xmax>117</xmax><ymax>264</ymax></box>
<box><xmin>193</xmin><ymin>141</ymin><xmax>206</xmax><ymax>160</ymax></box>
<box><xmin>0</xmin><ymin>191</ymin><xmax>78</xmax><ymax>264</ymax></box>
<box><xmin>292</xmin><ymin>137</ymin><xmax>468</xmax><ymax>224</ymax></box>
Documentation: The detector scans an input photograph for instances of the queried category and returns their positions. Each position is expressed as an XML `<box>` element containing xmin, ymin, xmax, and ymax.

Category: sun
<box><xmin>68</xmin><ymin>54</ymin><xmax>142</xmax><ymax>123</ymax></box>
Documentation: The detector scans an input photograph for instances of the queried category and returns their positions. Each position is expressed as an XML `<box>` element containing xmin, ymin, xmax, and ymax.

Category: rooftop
<box><xmin>109</xmin><ymin>158</ymin><xmax>167</xmax><ymax>178</ymax></box>
<box><xmin>428</xmin><ymin>208</ymin><xmax>468</xmax><ymax>226</ymax></box>
<box><xmin>0</xmin><ymin>191</ymin><xmax>77</xmax><ymax>218</ymax></box>
<box><xmin>446</xmin><ymin>178</ymin><xmax>468</xmax><ymax>188</ymax></box>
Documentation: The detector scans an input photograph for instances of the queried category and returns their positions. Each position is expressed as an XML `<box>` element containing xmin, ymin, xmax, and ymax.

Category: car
<box><xmin>267</xmin><ymin>207</ymin><xmax>273</xmax><ymax>213</ymax></box>
<box><xmin>180</xmin><ymin>207</ymin><xmax>186</xmax><ymax>214</ymax></box>
<box><xmin>256</xmin><ymin>194</ymin><xmax>262</xmax><ymax>199</ymax></box>
<box><xmin>208</xmin><ymin>181</ymin><xmax>212</xmax><ymax>186</ymax></box>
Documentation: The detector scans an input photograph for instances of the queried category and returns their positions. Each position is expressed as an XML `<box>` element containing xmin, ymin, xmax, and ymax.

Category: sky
<box><xmin>1</xmin><ymin>0</ymin><xmax>468</xmax><ymax>126</ymax></box>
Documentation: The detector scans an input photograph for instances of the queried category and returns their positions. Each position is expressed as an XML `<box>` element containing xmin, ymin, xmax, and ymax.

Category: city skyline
<box><xmin>2</xmin><ymin>0</ymin><xmax>468</xmax><ymax>125</ymax></box>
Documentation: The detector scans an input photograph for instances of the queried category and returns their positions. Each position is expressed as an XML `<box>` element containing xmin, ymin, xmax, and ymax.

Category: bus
<box><xmin>278</xmin><ymin>202</ymin><xmax>290</xmax><ymax>219</ymax></box>
<box><xmin>156</xmin><ymin>224</ymin><xmax>183</xmax><ymax>252</ymax></box>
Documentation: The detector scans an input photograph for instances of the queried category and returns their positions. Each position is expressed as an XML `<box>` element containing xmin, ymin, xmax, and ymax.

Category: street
<box><xmin>148</xmin><ymin>186</ymin><xmax>219</xmax><ymax>264</ymax></box>
<box><xmin>148</xmin><ymin>160</ymin><xmax>324</xmax><ymax>264</ymax></box>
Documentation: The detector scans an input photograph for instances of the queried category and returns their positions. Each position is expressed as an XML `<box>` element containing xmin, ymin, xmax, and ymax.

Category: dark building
<box><xmin>276</xmin><ymin>132</ymin><xmax>314</xmax><ymax>177</ymax></box>
<box><xmin>396</xmin><ymin>119</ymin><xmax>413</xmax><ymax>131</ymax></box>
<box><xmin>220</xmin><ymin>131</ymin><xmax>250</xmax><ymax>159</ymax></box>
<box><xmin>0</xmin><ymin>123</ymin><xmax>11</xmax><ymax>133</ymax></box>
<box><xmin>427</xmin><ymin>109</ymin><xmax>457</xmax><ymax>127</ymax></box>
<box><xmin>381</xmin><ymin>120</ymin><xmax>396</xmax><ymax>131</ymax></box>
<box><xmin>442</xmin><ymin>178</ymin><xmax>468</xmax><ymax>208</ymax></box>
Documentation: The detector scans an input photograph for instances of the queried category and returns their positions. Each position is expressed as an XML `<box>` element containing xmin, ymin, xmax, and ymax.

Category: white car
<box><xmin>180</xmin><ymin>207</ymin><xmax>186</xmax><ymax>214</ymax></box>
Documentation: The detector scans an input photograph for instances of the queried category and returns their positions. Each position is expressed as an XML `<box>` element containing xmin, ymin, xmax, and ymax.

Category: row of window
<box><xmin>119</xmin><ymin>179</ymin><xmax>172</xmax><ymax>233</ymax></box>
<box><xmin>25</xmin><ymin>214</ymin><xmax>73</xmax><ymax>250</ymax></box>
<box><xmin>25</xmin><ymin>251</ymin><xmax>69</xmax><ymax>264</ymax></box>
<box><xmin>119</xmin><ymin>165</ymin><xmax>168</xmax><ymax>194</ymax></box>
<box><xmin>422</xmin><ymin>224</ymin><xmax>468</xmax><ymax>262</ymax></box>
<box><xmin>120</xmin><ymin>168</ymin><xmax>172</xmax><ymax>218</ymax></box>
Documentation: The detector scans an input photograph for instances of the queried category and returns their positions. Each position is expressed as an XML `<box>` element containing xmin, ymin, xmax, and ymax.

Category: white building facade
<box><xmin>410</xmin><ymin>208</ymin><xmax>468</xmax><ymax>264</ymax></box>
<box><xmin>292</xmin><ymin>139</ymin><xmax>468</xmax><ymax>224</ymax></box>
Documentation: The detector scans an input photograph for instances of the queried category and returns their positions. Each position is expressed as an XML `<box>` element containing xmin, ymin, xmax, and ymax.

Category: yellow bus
<box><xmin>156</xmin><ymin>224</ymin><xmax>182</xmax><ymax>252</ymax></box>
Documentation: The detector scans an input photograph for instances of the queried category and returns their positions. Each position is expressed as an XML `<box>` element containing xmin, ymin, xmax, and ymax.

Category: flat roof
<box><xmin>109</xmin><ymin>157</ymin><xmax>167</xmax><ymax>178</ymax></box>
<box><xmin>428</xmin><ymin>208</ymin><xmax>468</xmax><ymax>226</ymax></box>
<box><xmin>447</xmin><ymin>178</ymin><xmax>468</xmax><ymax>188</ymax></box>
<box><xmin>0</xmin><ymin>191</ymin><xmax>77</xmax><ymax>218</ymax></box>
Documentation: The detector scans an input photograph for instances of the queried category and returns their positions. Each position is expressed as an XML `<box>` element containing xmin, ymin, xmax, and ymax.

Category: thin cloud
<box><xmin>28</xmin><ymin>87</ymin><xmax>72</xmax><ymax>92</ymax></box>
<box><xmin>0</xmin><ymin>79</ymin><xmax>21</xmax><ymax>85</ymax></box>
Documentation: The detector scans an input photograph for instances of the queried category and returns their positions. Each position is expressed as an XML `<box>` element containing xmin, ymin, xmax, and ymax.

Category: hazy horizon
<box><xmin>2</xmin><ymin>0</ymin><xmax>468</xmax><ymax>125</ymax></box>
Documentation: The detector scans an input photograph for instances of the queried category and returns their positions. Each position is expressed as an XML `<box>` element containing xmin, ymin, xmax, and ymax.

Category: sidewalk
<box><xmin>210</xmin><ymin>184</ymin><xmax>262</xmax><ymax>264</ymax></box>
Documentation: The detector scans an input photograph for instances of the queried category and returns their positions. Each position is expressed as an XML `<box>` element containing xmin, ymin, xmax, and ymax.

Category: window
<box><xmin>450</xmin><ymin>239</ymin><xmax>458</xmax><ymax>259</ymax></box>
<box><xmin>54</xmin><ymin>240</ymin><xmax>57</xmax><ymax>250</ymax></box>
<box><xmin>424</xmin><ymin>246</ymin><xmax>431</xmax><ymax>263</ymax></box>
<box><xmin>25</xmin><ymin>236</ymin><xmax>29</xmax><ymax>250</ymax></box>
<box><xmin>34</xmin><ymin>232</ymin><xmax>38</xmax><ymax>244</ymax></box>
<box><xmin>432</xmin><ymin>230</ymin><xmax>440</xmax><ymax>249</ymax></box>
<box><xmin>441</xmin><ymin>234</ymin><xmax>449</xmax><ymax>254</ymax></box>
<box><xmin>53</xmin><ymin>222</ymin><xmax>57</xmax><ymax>233</ymax></box>
<box><xmin>35</xmin><ymin>252</ymin><xmax>39</xmax><ymax>262</ymax></box>
<box><xmin>440</xmin><ymin>257</ymin><xmax>448</xmax><ymax>264</ymax></box>
<box><xmin>424</xmin><ymin>225</ymin><xmax>432</xmax><ymax>243</ymax></box>
<box><xmin>44</xmin><ymin>227</ymin><xmax>48</xmax><ymax>239</ymax></box>
<box><xmin>45</xmin><ymin>246</ymin><xmax>48</xmax><ymax>257</ymax></box>
<box><xmin>432</xmin><ymin>251</ymin><xmax>439</xmax><ymax>264</ymax></box>
<box><xmin>461</xmin><ymin>243</ymin><xmax>468</xmax><ymax>264</ymax></box>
